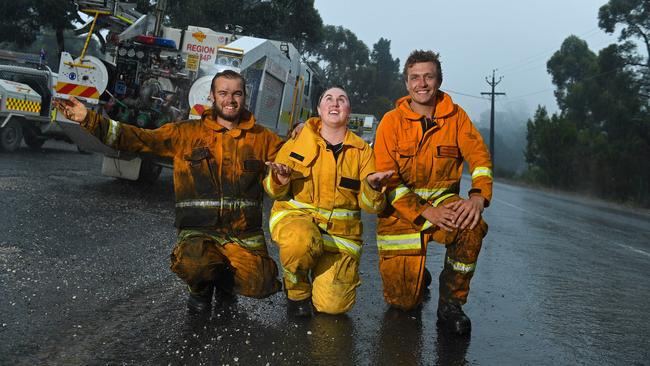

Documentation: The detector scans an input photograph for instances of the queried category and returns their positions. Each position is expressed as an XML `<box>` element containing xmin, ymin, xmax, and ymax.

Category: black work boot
<box><xmin>287</xmin><ymin>298</ymin><xmax>313</xmax><ymax>318</ymax></box>
<box><xmin>436</xmin><ymin>301</ymin><xmax>471</xmax><ymax>336</ymax></box>
<box><xmin>187</xmin><ymin>287</ymin><xmax>213</xmax><ymax>314</ymax></box>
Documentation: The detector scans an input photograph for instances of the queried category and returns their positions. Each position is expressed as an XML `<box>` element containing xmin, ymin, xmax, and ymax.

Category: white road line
<box><xmin>614</xmin><ymin>243</ymin><xmax>650</xmax><ymax>258</ymax></box>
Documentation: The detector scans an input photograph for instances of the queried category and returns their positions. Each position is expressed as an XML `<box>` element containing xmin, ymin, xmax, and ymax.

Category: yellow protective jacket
<box><xmin>264</xmin><ymin>117</ymin><xmax>386</xmax><ymax>260</ymax></box>
<box><xmin>81</xmin><ymin>109</ymin><xmax>283</xmax><ymax>250</ymax></box>
<box><xmin>373</xmin><ymin>92</ymin><xmax>493</xmax><ymax>256</ymax></box>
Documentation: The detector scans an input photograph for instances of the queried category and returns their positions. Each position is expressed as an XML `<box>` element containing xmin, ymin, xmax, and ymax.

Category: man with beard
<box><xmin>54</xmin><ymin>70</ymin><xmax>284</xmax><ymax>313</ymax></box>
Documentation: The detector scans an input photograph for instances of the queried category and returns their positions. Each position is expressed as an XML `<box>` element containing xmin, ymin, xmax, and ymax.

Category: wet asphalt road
<box><xmin>1</xmin><ymin>141</ymin><xmax>649</xmax><ymax>366</ymax></box>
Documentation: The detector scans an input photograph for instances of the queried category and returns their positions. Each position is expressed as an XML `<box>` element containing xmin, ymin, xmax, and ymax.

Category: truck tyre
<box><xmin>137</xmin><ymin>157</ymin><xmax>162</xmax><ymax>183</ymax></box>
<box><xmin>0</xmin><ymin>120</ymin><xmax>24</xmax><ymax>152</ymax></box>
<box><xmin>23</xmin><ymin>127</ymin><xmax>46</xmax><ymax>150</ymax></box>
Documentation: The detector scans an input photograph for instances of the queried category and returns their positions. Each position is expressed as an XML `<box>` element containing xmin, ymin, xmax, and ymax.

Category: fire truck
<box><xmin>55</xmin><ymin>0</ymin><xmax>320</xmax><ymax>182</ymax></box>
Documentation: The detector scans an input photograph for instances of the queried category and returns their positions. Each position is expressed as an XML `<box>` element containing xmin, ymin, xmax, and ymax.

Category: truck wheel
<box><xmin>0</xmin><ymin>121</ymin><xmax>24</xmax><ymax>152</ymax></box>
<box><xmin>137</xmin><ymin>157</ymin><xmax>162</xmax><ymax>183</ymax></box>
<box><xmin>23</xmin><ymin>127</ymin><xmax>46</xmax><ymax>150</ymax></box>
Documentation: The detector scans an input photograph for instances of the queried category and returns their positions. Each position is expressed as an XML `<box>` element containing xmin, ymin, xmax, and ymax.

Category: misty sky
<box><xmin>313</xmin><ymin>0</ymin><xmax>619</xmax><ymax>122</ymax></box>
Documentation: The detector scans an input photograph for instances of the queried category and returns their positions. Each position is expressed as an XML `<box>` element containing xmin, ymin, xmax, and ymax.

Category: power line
<box><xmin>497</xmin><ymin>27</ymin><xmax>603</xmax><ymax>73</ymax></box>
<box><xmin>497</xmin><ymin>66</ymin><xmax>624</xmax><ymax>108</ymax></box>
<box><xmin>505</xmin><ymin>88</ymin><xmax>554</xmax><ymax>101</ymax></box>
<box><xmin>444</xmin><ymin>88</ymin><xmax>490</xmax><ymax>100</ymax></box>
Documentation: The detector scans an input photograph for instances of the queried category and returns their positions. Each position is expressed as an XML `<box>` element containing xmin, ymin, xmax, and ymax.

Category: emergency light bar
<box><xmin>134</xmin><ymin>35</ymin><xmax>177</xmax><ymax>49</ymax></box>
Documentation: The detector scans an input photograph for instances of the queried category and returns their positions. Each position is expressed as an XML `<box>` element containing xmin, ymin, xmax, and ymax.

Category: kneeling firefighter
<box><xmin>264</xmin><ymin>86</ymin><xmax>393</xmax><ymax>316</ymax></box>
<box><xmin>55</xmin><ymin>70</ymin><xmax>284</xmax><ymax>313</ymax></box>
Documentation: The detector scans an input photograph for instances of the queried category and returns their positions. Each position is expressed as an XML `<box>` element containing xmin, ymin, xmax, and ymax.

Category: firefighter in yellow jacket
<box><xmin>374</xmin><ymin>50</ymin><xmax>493</xmax><ymax>335</ymax></box>
<box><xmin>54</xmin><ymin>70</ymin><xmax>283</xmax><ymax>314</ymax></box>
<box><xmin>264</xmin><ymin>86</ymin><xmax>392</xmax><ymax>316</ymax></box>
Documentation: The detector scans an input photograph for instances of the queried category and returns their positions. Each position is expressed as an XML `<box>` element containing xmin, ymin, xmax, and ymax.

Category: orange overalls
<box><xmin>81</xmin><ymin>109</ymin><xmax>283</xmax><ymax>299</ymax></box>
<box><xmin>374</xmin><ymin>92</ymin><xmax>493</xmax><ymax>310</ymax></box>
<box><xmin>264</xmin><ymin>118</ymin><xmax>386</xmax><ymax>314</ymax></box>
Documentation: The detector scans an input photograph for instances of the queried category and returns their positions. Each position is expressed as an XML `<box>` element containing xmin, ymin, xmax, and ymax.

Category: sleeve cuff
<box><xmin>264</xmin><ymin>172</ymin><xmax>289</xmax><ymax>198</ymax></box>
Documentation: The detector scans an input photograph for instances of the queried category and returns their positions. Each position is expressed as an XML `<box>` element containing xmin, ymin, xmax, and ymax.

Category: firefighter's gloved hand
<box><xmin>53</xmin><ymin>96</ymin><xmax>87</xmax><ymax>123</ymax></box>
<box><xmin>445</xmin><ymin>195</ymin><xmax>484</xmax><ymax>230</ymax></box>
<box><xmin>421</xmin><ymin>205</ymin><xmax>458</xmax><ymax>232</ymax></box>
<box><xmin>366</xmin><ymin>170</ymin><xmax>394</xmax><ymax>191</ymax></box>
<box><xmin>265</xmin><ymin>162</ymin><xmax>292</xmax><ymax>185</ymax></box>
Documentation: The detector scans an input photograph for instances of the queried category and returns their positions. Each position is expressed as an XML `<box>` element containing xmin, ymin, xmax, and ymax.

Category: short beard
<box><xmin>211</xmin><ymin>102</ymin><xmax>241</xmax><ymax>122</ymax></box>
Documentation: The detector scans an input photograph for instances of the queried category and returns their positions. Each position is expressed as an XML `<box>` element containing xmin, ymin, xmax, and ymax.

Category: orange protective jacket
<box><xmin>373</xmin><ymin>92</ymin><xmax>493</xmax><ymax>256</ymax></box>
<box><xmin>81</xmin><ymin>109</ymin><xmax>283</xmax><ymax>249</ymax></box>
<box><xmin>264</xmin><ymin>117</ymin><xmax>386</xmax><ymax>260</ymax></box>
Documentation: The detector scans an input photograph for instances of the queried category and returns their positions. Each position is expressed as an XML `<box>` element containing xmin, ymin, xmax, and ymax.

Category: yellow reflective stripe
<box><xmin>264</xmin><ymin>174</ymin><xmax>274</xmax><ymax>194</ymax></box>
<box><xmin>361</xmin><ymin>191</ymin><xmax>374</xmax><ymax>209</ymax></box>
<box><xmin>432</xmin><ymin>193</ymin><xmax>455</xmax><ymax>207</ymax></box>
<box><xmin>235</xmin><ymin>234</ymin><xmax>265</xmax><ymax>250</ymax></box>
<box><xmin>283</xmin><ymin>268</ymin><xmax>298</xmax><ymax>284</ymax></box>
<box><xmin>421</xmin><ymin>220</ymin><xmax>433</xmax><ymax>231</ymax></box>
<box><xmin>446</xmin><ymin>256</ymin><xmax>476</xmax><ymax>274</ymax></box>
<box><xmin>286</xmin><ymin>199</ymin><xmax>359</xmax><ymax>220</ymax></box>
<box><xmin>413</xmin><ymin>187</ymin><xmax>449</xmax><ymax>201</ymax></box>
<box><xmin>177</xmin><ymin>229</ymin><xmax>261</xmax><ymax>248</ymax></box>
<box><xmin>330</xmin><ymin>207</ymin><xmax>360</xmax><ymax>219</ymax></box>
<box><xmin>388</xmin><ymin>185</ymin><xmax>410</xmax><ymax>204</ymax></box>
<box><xmin>389</xmin><ymin>186</ymin><xmax>453</xmax><ymax>205</ymax></box>
<box><xmin>176</xmin><ymin>198</ymin><xmax>259</xmax><ymax>209</ymax></box>
<box><xmin>264</xmin><ymin>174</ymin><xmax>288</xmax><ymax>196</ymax></box>
<box><xmin>269</xmin><ymin>210</ymin><xmax>292</xmax><ymax>233</ymax></box>
<box><xmin>105</xmin><ymin>119</ymin><xmax>121</xmax><ymax>145</ymax></box>
<box><xmin>472</xmin><ymin>166</ymin><xmax>493</xmax><ymax>180</ymax></box>
<box><xmin>361</xmin><ymin>189</ymin><xmax>386</xmax><ymax>212</ymax></box>
<box><xmin>322</xmin><ymin>233</ymin><xmax>361</xmax><ymax>259</ymax></box>
<box><xmin>376</xmin><ymin>232</ymin><xmax>422</xmax><ymax>251</ymax></box>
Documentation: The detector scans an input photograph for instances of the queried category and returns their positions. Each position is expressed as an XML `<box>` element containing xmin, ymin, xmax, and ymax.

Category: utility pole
<box><xmin>481</xmin><ymin>69</ymin><xmax>505</xmax><ymax>169</ymax></box>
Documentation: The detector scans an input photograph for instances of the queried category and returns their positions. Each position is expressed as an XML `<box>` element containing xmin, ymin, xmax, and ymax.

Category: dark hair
<box><xmin>402</xmin><ymin>50</ymin><xmax>443</xmax><ymax>84</ymax></box>
<box><xmin>318</xmin><ymin>84</ymin><xmax>348</xmax><ymax>104</ymax></box>
<box><xmin>211</xmin><ymin>69</ymin><xmax>246</xmax><ymax>98</ymax></box>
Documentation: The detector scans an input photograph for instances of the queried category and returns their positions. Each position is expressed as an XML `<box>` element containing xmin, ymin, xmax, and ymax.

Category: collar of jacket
<box><xmin>395</xmin><ymin>91</ymin><xmax>457</xmax><ymax>123</ymax></box>
<box><xmin>201</xmin><ymin>108</ymin><xmax>256</xmax><ymax>137</ymax></box>
<box><xmin>289</xmin><ymin>117</ymin><xmax>366</xmax><ymax>166</ymax></box>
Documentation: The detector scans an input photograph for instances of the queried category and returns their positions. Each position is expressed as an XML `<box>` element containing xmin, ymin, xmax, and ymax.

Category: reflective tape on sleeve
<box><xmin>421</xmin><ymin>220</ymin><xmax>433</xmax><ymax>231</ymax></box>
<box><xmin>264</xmin><ymin>174</ymin><xmax>286</xmax><ymax>196</ymax></box>
<box><xmin>264</xmin><ymin>174</ymin><xmax>274</xmax><ymax>194</ymax></box>
<box><xmin>472</xmin><ymin>166</ymin><xmax>493</xmax><ymax>180</ymax></box>
<box><xmin>361</xmin><ymin>191</ymin><xmax>374</xmax><ymax>209</ymax></box>
<box><xmin>105</xmin><ymin>119</ymin><xmax>121</xmax><ymax>146</ymax></box>
<box><xmin>432</xmin><ymin>193</ymin><xmax>455</xmax><ymax>207</ymax></box>
<box><xmin>414</xmin><ymin>187</ymin><xmax>449</xmax><ymax>201</ymax></box>
<box><xmin>388</xmin><ymin>185</ymin><xmax>410</xmax><ymax>204</ymax></box>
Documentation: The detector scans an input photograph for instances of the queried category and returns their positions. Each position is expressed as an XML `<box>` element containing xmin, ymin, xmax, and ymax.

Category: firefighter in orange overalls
<box><xmin>264</xmin><ymin>86</ymin><xmax>392</xmax><ymax>317</ymax></box>
<box><xmin>374</xmin><ymin>50</ymin><xmax>493</xmax><ymax>335</ymax></box>
<box><xmin>54</xmin><ymin>70</ymin><xmax>284</xmax><ymax>314</ymax></box>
